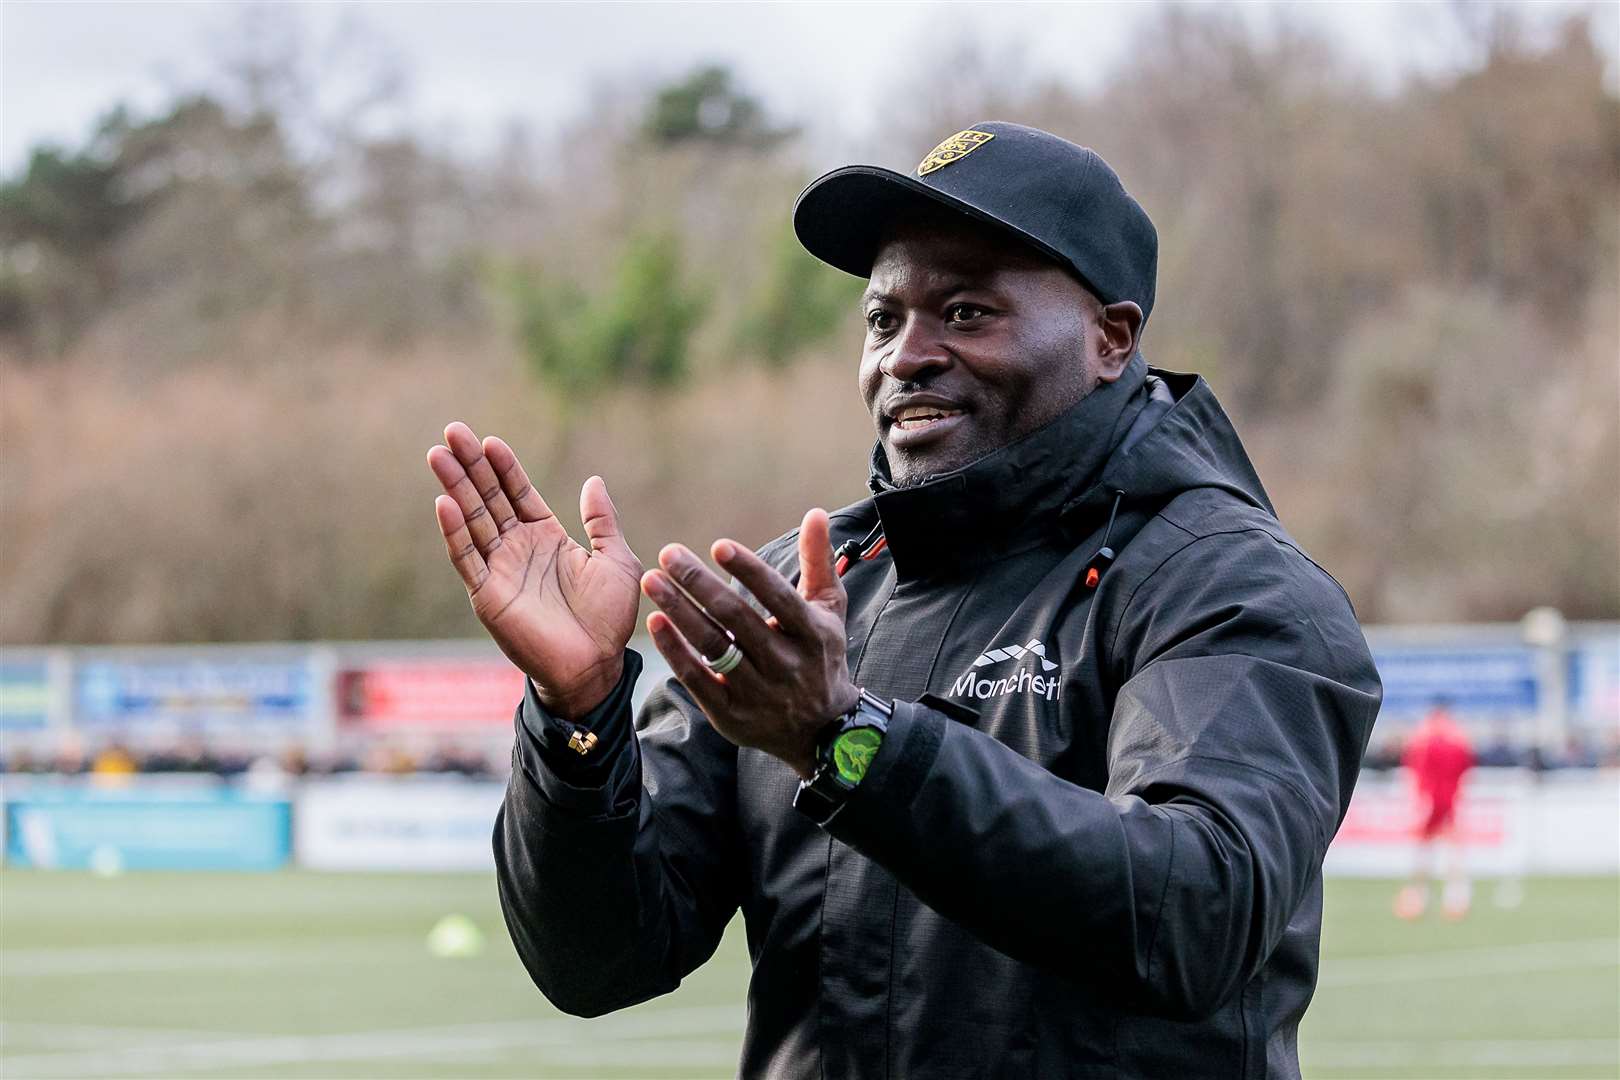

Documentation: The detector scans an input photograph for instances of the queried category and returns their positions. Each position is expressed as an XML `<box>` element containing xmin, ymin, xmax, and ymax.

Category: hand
<box><xmin>427</xmin><ymin>422</ymin><xmax>642</xmax><ymax>718</ymax></box>
<box><xmin>640</xmin><ymin>508</ymin><xmax>859</xmax><ymax>778</ymax></box>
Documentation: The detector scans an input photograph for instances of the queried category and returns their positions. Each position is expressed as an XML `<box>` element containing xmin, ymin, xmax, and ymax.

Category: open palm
<box><xmin>428</xmin><ymin>422</ymin><xmax>641</xmax><ymax>717</ymax></box>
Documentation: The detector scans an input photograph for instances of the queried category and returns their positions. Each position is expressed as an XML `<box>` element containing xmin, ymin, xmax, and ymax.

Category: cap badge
<box><xmin>917</xmin><ymin>130</ymin><xmax>995</xmax><ymax>177</ymax></box>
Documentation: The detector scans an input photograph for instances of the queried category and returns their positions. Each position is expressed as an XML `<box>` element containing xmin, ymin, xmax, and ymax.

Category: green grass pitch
<box><xmin>1</xmin><ymin>871</ymin><xmax>1615</xmax><ymax>1078</ymax></box>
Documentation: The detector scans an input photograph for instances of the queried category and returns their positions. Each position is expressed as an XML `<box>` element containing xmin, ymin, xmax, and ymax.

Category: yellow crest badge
<box><xmin>917</xmin><ymin>130</ymin><xmax>995</xmax><ymax>177</ymax></box>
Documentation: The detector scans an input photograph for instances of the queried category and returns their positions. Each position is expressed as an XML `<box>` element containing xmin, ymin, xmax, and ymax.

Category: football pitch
<box><xmin>1</xmin><ymin>871</ymin><xmax>1615</xmax><ymax>1079</ymax></box>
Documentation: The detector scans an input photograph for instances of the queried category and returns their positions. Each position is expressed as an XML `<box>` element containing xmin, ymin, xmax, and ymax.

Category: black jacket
<box><xmin>494</xmin><ymin>355</ymin><xmax>1382</xmax><ymax>1078</ymax></box>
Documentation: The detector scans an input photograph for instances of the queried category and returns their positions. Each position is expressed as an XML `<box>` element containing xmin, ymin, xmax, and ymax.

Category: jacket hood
<box><xmin>866</xmin><ymin>352</ymin><xmax>1274</xmax><ymax>579</ymax></box>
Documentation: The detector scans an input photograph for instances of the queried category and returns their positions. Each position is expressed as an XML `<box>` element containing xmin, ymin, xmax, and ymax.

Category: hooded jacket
<box><xmin>494</xmin><ymin>354</ymin><xmax>1382</xmax><ymax>1079</ymax></box>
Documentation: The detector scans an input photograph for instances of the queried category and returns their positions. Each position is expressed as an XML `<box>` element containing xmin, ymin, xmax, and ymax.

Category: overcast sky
<box><xmin>2</xmin><ymin>1</ymin><xmax>1614</xmax><ymax>173</ymax></box>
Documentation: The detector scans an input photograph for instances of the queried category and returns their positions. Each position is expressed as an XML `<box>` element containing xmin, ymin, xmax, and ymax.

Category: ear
<box><xmin>1093</xmin><ymin>300</ymin><xmax>1143</xmax><ymax>383</ymax></box>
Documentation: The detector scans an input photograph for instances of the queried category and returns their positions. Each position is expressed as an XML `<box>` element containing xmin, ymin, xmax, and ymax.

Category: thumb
<box><xmin>580</xmin><ymin>476</ymin><xmax>633</xmax><ymax>560</ymax></box>
<box><xmin>797</xmin><ymin>508</ymin><xmax>842</xmax><ymax>606</ymax></box>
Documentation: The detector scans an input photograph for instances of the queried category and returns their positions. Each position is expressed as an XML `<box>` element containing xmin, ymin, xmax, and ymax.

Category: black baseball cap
<box><xmin>793</xmin><ymin>121</ymin><xmax>1157</xmax><ymax>321</ymax></box>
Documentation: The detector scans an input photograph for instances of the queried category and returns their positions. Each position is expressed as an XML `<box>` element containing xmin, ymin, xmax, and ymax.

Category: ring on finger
<box><xmin>704</xmin><ymin>634</ymin><xmax>744</xmax><ymax>675</ymax></box>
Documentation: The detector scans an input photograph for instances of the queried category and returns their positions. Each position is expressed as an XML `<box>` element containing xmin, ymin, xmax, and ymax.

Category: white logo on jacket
<box><xmin>950</xmin><ymin>638</ymin><xmax>1061</xmax><ymax>701</ymax></box>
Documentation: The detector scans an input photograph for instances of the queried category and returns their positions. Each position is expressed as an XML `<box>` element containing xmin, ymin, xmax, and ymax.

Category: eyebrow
<box><xmin>861</xmin><ymin>280</ymin><xmax>991</xmax><ymax>306</ymax></box>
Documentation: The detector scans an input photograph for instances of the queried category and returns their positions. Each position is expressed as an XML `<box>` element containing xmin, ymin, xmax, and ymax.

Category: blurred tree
<box><xmin>736</xmin><ymin>220</ymin><xmax>865</xmax><ymax>367</ymax></box>
<box><xmin>114</xmin><ymin>96</ymin><xmax>314</xmax><ymax>319</ymax></box>
<box><xmin>1318</xmin><ymin>283</ymin><xmax>1618</xmax><ymax>621</ymax></box>
<box><xmin>0</xmin><ymin>138</ymin><xmax>131</xmax><ymax>353</ymax></box>
<box><xmin>0</xmin><ymin>144</ymin><xmax>127</xmax><ymax>258</ymax></box>
<box><xmin>1406</xmin><ymin>13</ymin><xmax>1619</xmax><ymax>324</ymax></box>
<box><xmin>507</xmin><ymin>230</ymin><xmax>708</xmax><ymax>393</ymax></box>
<box><xmin>643</xmin><ymin>65</ymin><xmax>793</xmax><ymax>148</ymax></box>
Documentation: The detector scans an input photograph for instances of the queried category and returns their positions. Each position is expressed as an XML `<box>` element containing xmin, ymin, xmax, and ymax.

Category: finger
<box><xmin>427</xmin><ymin>442</ymin><xmax>501</xmax><ymax>555</ymax></box>
<box><xmin>482</xmin><ymin>435</ymin><xmax>555</xmax><ymax>524</ymax></box>
<box><xmin>642</xmin><ymin>568</ymin><xmax>737</xmax><ymax>663</ymax></box>
<box><xmin>711</xmin><ymin>539</ymin><xmax>815</xmax><ymax>638</ymax></box>
<box><xmin>797</xmin><ymin>509</ymin><xmax>844</xmax><ymax>608</ymax></box>
<box><xmin>435</xmin><ymin>495</ymin><xmax>488</xmax><ymax>594</ymax></box>
<box><xmin>656</xmin><ymin>543</ymin><xmax>776</xmax><ymax>655</ymax></box>
<box><xmin>444</xmin><ymin>422</ymin><xmax>520</xmax><ymax>538</ymax></box>
<box><xmin>580</xmin><ymin>476</ymin><xmax>634</xmax><ymax>560</ymax></box>
<box><xmin>646</xmin><ymin>611</ymin><xmax>729</xmax><ymax>714</ymax></box>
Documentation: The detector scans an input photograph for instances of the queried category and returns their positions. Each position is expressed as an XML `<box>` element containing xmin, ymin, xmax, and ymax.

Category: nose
<box><xmin>879</xmin><ymin>314</ymin><xmax>951</xmax><ymax>383</ymax></box>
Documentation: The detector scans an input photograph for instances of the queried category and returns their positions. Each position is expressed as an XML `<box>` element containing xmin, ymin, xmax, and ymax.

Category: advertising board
<box><xmin>1569</xmin><ymin>637</ymin><xmax>1620</xmax><ymax>729</ymax></box>
<box><xmin>1370</xmin><ymin>646</ymin><xmax>1539</xmax><ymax>719</ymax></box>
<box><xmin>4</xmin><ymin>786</ymin><xmax>291</xmax><ymax>870</ymax></box>
<box><xmin>1325</xmin><ymin>770</ymin><xmax>1618</xmax><ymax>877</ymax></box>
<box><xmin>74</xmin><ymin>658</ymin><xmax>314</xmax><ymax>731</ymax></box>
<box><xmin>336</xmin><ymin>660</ymin><xmax>526</xmax><ymax>730</ymax></box>
<box><xmin>0</xmin><ymin>659</ymin><xmax>52</xmax><ymax>730</ymax></box>
<box><xmin>295</xmin><ymin>778</ymin><xmax>504</xmax><ymax>871</ymax></box>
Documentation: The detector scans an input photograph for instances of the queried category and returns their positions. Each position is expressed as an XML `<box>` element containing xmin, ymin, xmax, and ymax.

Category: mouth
<box><xmin>883</xmin><ymin>398</ymin><xmax>969</xmax><ymax>449</ymax></box>
<box><xmin>891</xmin><ymin>403</ymin><xmax>966</xmax><ymax>432</ymax></box>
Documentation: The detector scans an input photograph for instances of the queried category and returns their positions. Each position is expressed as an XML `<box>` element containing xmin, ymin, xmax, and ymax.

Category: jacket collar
<box><xmin>868</xmin><ymin>353</ymin><xmax>1149</xmax><ymax>581</ymax></box>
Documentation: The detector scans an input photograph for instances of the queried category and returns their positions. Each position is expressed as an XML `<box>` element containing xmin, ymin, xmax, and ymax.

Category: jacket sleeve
<box><xmin>823</xmin><ymin>530</ymin><xmax>1382</xmax><ymax>1020</ymax></box>
<box><xmin>493</xmin><ymin>648</ymin><xmax>745</xmax><ymax>1017</ymax></box>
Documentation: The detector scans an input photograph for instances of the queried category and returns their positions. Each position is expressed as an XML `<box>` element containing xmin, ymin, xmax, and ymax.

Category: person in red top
<box><xmin>1395</xmin><ymin>698</ymin><xmax>1477</xmax><ymax>919</ymax></box>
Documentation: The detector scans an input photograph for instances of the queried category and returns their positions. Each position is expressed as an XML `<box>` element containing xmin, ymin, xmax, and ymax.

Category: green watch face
<box><xmin>831</xmin><ymin>727</ymin><xmax>883</xmax><ymax>785</ymax></box>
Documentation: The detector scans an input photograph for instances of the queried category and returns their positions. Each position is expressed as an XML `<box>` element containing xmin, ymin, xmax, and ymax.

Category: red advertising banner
<box><xmin>1334</xmin><ymin>789</ymin><xmax>1509</xmax><ymax>847</ymax></box>
<box><xmin>337</xmin><ymin>661</ymin><xmax>527</xmax><ymax>730</ymax></box>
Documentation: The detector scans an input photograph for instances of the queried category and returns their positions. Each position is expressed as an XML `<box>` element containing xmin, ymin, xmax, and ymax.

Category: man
<box><xmin>1395</xmin><ymin>698</ymin><xmax>1476</xmax><ymax>920</ymax></box>
<box><xmin>427</xmin><ymin>122</ymin><xmax>1382</xmax><ymax>1078</ymax></box>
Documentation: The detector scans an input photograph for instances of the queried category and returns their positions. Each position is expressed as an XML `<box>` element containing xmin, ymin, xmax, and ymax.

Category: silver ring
<box><xmin>705</xmin><ymin>640</ymin><xmax>744</xmax><ymax>675</ymax></box>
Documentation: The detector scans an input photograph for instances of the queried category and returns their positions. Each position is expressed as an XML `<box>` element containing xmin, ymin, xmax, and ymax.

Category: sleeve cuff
<box><xmin>514</xmin><ymin>649</ymin><xmax>643</xmax><ymax>816</ymax></box>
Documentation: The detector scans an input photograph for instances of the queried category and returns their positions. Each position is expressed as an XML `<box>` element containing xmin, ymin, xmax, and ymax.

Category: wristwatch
<box><xmin>792</xmin><ymin>689</ymin><xmax>893</xmax><ymax>826</ymax></box>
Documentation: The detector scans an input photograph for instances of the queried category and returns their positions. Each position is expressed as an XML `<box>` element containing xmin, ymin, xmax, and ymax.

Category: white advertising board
<box><xmin>1325</xmin><ymin>768</ymin><xmax>1619</xmax><ymax>877</ymax></box>
<box><xmin>295</xmin><ymin>770</ymin><xmax>1619</xmax><ymax>875</ymax></box>
<box><xmin>295</xmin><ymin>778</ymin><xmax>505</xmax><ymax>871</ymax></box>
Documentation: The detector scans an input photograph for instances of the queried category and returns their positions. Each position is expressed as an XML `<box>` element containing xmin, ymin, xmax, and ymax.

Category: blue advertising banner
<box><xmin>1371</xmin><ymin>646</ymin><xmax>1540</xmax><ymax>717</ymax></box>
<box><xmin>74</xmin><ymin>659</ymin><xmax>313</xmax><ymax>730</ymax></box>
<box><xmin>0</xmin><ymin>661</ymin><xmax>52</xmax><ymax>730</ymax></box>
<box><xmin>4</xmin><ymin>787</ymin><xmax>290</xmax><ymax>870</ymax></box>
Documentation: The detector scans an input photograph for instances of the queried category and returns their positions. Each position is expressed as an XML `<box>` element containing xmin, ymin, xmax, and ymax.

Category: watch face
<box><xmin>832</xmin><ymin>727</ymin><xmax>883</xmax><ymax>785</ymax></box>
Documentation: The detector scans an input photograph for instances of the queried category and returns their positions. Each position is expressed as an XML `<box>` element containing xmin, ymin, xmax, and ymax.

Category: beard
<box><xmin>881</xmin><ymin>362</ymin><xmax>1100</xmax><ymax>489</ymax></box>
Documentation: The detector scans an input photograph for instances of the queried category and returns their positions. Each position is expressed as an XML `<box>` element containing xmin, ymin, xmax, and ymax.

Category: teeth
<box><xmin>894</xmin><ymin>405</ymin><xmax>960</xmax><ymax>423</ymax></box>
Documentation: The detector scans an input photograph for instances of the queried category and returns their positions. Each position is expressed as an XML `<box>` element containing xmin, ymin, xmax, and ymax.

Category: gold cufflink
<box><xmin>567</xmin><ymin>730</ymin><xmax>599</xmax><ymax>756</ymax></box>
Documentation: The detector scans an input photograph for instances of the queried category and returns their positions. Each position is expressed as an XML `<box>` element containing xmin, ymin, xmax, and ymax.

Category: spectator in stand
<box><xmin>1558</xmin><ymin>733</ymin><xmax>1600</xmax><ymax>769</ymax></box>
<box><xmin>1475</xmin><ymin>723</ymin><xmax>1523</xmax><ymax>768</ymax></box>
<box><xmin>90</xmin><ymin>741</ymin><xmax>138</xmax><ymax>780</ymax></box>
<box><xmin>141</xmin><ymin>735</ymin><xmax>222</xmax><ymax>774</ymax></box>
<box><xmin>1601</xmin><ymin>728</ymin><xmax>1620</xmax><ymax>769</ymax></box>
<box><xmin>423</xmin><ymin>740</ymin><xmax>502</xmax><ymax>778</ymax></box>
<box><xmin>1361</xmin><ymin>731</ymin><xmax>1405</xmax><ymax>772</ymax></box>
<box><xmin>0</xmin><ymin>749</ymin><xmax>38</xmax><ymax>773</ymax></box>
<box><xmin>279</xmin><ymin>744</ymin><xmax>311</xmax><ymax>776</ymax></box>
<box><xmin>1395</xmin><ymin>698</ymin><xmax>1476</xmax><ymax>920</ymax></box>
<box><xmin>52</xmin><ymin>737</ymin><xmax>87</xmax><ymax>775</ymax></box>
<box><xmin>362</xmin><ymin>742</ymin><xmax>418</xmax><ymax>775</ymax></box>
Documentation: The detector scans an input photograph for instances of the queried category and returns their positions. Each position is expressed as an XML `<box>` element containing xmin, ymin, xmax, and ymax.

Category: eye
<box><xmin>946</xmin><ymin>303</ymin><xmax>987</xmax><ymax>324</ymax></box>
<box><xmin>865</xmin><ymin>309</ymin><xmax>898</xmax><ymax>334</ymax></box>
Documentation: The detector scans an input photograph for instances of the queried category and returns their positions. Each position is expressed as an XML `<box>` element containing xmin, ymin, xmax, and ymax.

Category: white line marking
<box><xmin>1</xmin><ymin>937</ymin><xmax>406</xmax><ymax>976</ymax></box>
<box><xmin>1306</xmin><ymin>1038</ymin><xmax>1620</xmax><ymax>1068</ymax></box>
<box><xmin>0</xmin><ymin>1005</ymin><xmax>744</xmax><ymax>1077</ymax></box>
<box><xmin>0</xmin><ymin>1021</ymin><xmax>252</xmax><ymax>1049</ymax></box>
<box><xmin>1321</xmin><ymin>937</ymin><xmax>1620</xmax><ymax>986</ymax></box>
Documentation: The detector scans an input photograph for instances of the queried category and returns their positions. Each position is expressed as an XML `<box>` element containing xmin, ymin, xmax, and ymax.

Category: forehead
<box><xmin>866</xmin><ymin>207</ymin><xmax>1062</xmax><ymax>293</ymax></box>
